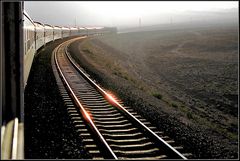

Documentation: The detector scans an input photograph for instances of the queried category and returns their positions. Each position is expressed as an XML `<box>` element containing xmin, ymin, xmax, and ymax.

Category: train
<box><xmin>23</xmin><ymin>11</ymin><xmax>117</xmax><ymax>87</ymax></box>
<box><xmin>1</xmin><ymin>7</ymin><xmax>116</xmax><ymax>159</ymax></box>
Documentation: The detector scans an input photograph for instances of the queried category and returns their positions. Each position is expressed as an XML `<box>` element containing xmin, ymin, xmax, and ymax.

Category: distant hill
<box><xmin>118</xmin><ymin>8</ymin><xmax>238</xmax><ymax>34</ymax></box>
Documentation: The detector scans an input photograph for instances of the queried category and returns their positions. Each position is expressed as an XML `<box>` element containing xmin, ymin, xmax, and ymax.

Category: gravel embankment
<box><xmin>24</xmin><ymin>37</ymin><xmax>91</xmax><ymax>159</ymax></box>
<box><xmin>68</xmin><ymin>38</ymin><xmax>238</xmax><ymax>159</ymax></box>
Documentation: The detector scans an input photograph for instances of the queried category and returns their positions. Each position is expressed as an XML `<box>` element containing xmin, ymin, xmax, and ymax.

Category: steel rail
<box><xmin>53</xmin><ymin>39</ymin><xmax>118</xmax><ymax>159</ymax></box>
<box><xmin>65</xmin><ymin>41</ymin><xmax>187</xmax><ymax>160</ymax></box>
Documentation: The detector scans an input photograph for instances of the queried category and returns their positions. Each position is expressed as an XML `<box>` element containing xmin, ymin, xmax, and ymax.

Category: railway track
<box><xmin>52</xmin><ymin>37</ymin><xmax>192</xmax><ymax>159</ymax></box>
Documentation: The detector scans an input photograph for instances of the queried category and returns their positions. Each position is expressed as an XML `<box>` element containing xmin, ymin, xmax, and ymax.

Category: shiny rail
<box><xmin>54</xmin><ymin>37</ymin><xmax>117</xmax><ymax>159</ymax></box>
<box><xmin>53</xmin><ymin>37</ymin><xmax>189</xmax><ymax>159</ymax></box>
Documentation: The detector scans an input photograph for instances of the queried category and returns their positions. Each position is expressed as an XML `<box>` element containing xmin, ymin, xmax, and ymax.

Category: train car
<box><xmin>44</xmin><ymin>24</ymin><xmax>54</xmax><ymax>44</ymax></box>
<box><xmin>95</xmin><ymin>27</ymin><xmax>104</xmax><ymax>35</ymax></box>
<box><xmin>83</xmin><ymin>27</ymin><xmax>89</xmax><ymax>36</ymax></box>
<box><xmin>34</xmin><ymin>21</ymin><xmax>45</xmax><ymax>51</ymax></box>
<box><xmin>53</xmin><ymin>26</ymin><xmax>62</xmax><ymax>40</ymax></box>
<box><xmin>101</xmin><ymin>27</ymin><xmax>108</xmax><ymax>35</ymax></box>
<box><xmin>70</xmin><ymin>27</ymin><xmax>78</xmax><ymax>36</ymax></box>
<box><xmin>85</xmin><ymin>27</ymin><xmax>95</xmax><ymax>36</ymax></box>
<box><xmin>78</xmin><ymin>27</ymin><xmax>88</xmax><ymax>36</ymax></box>
<box><xmin>3</xmin><ymin>7</ymin><xmax>118</xmax><ymax>159</ymax></box>
<box><xmin>62</xmin><ymin>26</ymin><xmax>70</xmax><ymax>38</ymax></box>
<box><xmin>23</xmin><ymin>11</ymin><xmax>36</xmax><ymax>87</ymax></box>
<box><xmin>103</xmin><ymin>27</ymin><xmax>117</xmax><ymax>34</ymax></box>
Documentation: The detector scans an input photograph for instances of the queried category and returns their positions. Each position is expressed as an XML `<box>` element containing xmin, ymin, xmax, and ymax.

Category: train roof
<box><xmin>94</xmin><ymin>27</ymin><xmax>104</xmax><ymax>29</ymax></box>
<box><xmin>34</xmin><ymin>21</ymin><xmax>44</xmax><ymax>25</ymax></box>
<box><xmin>23</xmin><ymin>10</ymin><xmax>35</xmax><ymax>24</ymax></box>
<box><xmin>53</xmin><ymin>25</ymin><xmax>62</xmax><ymax>29</ymax></box>
<box><xmin>44</xmin><ymin>24</ymin><xmax>53</xmax><ymax>27</ymax></box>
<box><xmin>34</xmin><ymin>21</ymin><xmax>44</xmax><ymax>28</ymax></box>
<box><xmin>84</xmin><ymin>26</ymin><xmax>104</xmax><ymax>30</ymax></box>
<box><xmin>70</xmin><ymin>27</ymin><xmax>78</xmax><ymax>30</ymax></box>
<box><xmin>62</xmin><ymin>26</ymin><xmax>70</xmax><ymax>29</ymax></box>
<box><xmin>54</xmin><ymin>25</ymin><xmax>61</xmax><ymax>28</ymax></box>
<box><xmin>85</xmin><ymin>27</ymin><xmax>95</xmax><ymax>30</ymax></box>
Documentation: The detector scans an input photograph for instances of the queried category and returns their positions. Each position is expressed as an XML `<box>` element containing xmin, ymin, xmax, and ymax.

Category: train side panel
<box><xmin>70</xmin><ymin>27</ymin><xmax>78</xmax><ymax>36</ymax></box>
<box><xmin>23</xmin><ymin>12</ymin><xmax>36</xmax><ymax>87</ymax></box>
<box><xmin>95</xmin><ymin>27</ymin><xmax>104</xmax><ymax>35</ymax></box>
<box><xmin>34</xmin><ymin>22</ymin><xmax>44</xmax><ymax>51</ymax></box>
<box><xmin>78</xmin><ymin>27</ymin><xmax>87</xmax><ymax>36</ymax></box>
<box><xmin>62</xmin><ymin>27</ymin><xmax>70</xmax><ymax>38</ymax></box>
<box><xmin>44</xmin><ymin>24</ymin><xmax>54</xmax><ymax>44</ymax></box>
<box><xmin>87</xmin><ymin>28</ymin><xmax>94</xmax><ymax>35</ymax></box>
<box><xmin>53</xmin><ymin>26</ymin><xmax>62</xmax><ymax>40</ymax></box>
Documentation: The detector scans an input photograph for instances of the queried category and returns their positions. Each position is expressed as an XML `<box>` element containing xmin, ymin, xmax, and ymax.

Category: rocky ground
<box><xmin>24</xmin><ymin>37</ymin><xmax>91</xmax><ymax>159</ymax></box>
<box><xmin>68</xmin><ymin>26</ymin><xmax>238</xmax><ymax>159</ymax></box>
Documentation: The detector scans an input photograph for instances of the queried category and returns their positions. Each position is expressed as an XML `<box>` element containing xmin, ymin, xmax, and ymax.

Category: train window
<box><xmin>31</xmin><ymin>30</ymin><xmax>34</xmax><ymax>49</ymax></box>
<box><xmin>24</xmin><ymin>29</ymin><xmax>26</xmax><ymax>54</ymax></box>
<box><xmin>26</xmin><ymin>30</ymin><xmax>29</xmax><ymax>50</ymax></box>
<box><xmin>27</xmin><ymin>40</ymin><xmax>30</xmax><ymax>50</ymax></box>
<box><xmin>28</xmin><ymin>30</ymin><xmax>30</xmax><ymax>40</ymax></box>
<box><xmin>26</xmin><ymin>29</ymin><xmax>28</xmax><ymax>41</ymax></box>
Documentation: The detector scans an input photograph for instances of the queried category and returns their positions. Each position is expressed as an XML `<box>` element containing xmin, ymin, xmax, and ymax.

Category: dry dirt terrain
<box><xmin>69</xmin><ymin>25</ymin><xmax>238</xmax><ymax>159</ymax></box>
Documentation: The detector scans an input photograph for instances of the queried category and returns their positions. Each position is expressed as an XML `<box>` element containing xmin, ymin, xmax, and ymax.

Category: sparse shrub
<box><xmin>113</xmin><ymin>71</ymin><xmax>119</xmax><ymax>75</ymax></box>
<box><xmin>187</xmin><ymin>112</ymin><xmax>193</xmax><ymax>119</ymax></box>
<box><xmin>139</xmin><ymin>86</ymin><xmax>144</xmax><ymax>91</ymax></box>
<box><xmin>83</xmin><ymin>49</ymin><xmax>91</xmax><ymax>54</ymax></box>
<box><xmin>171</xmin><ymin>102</ymin><xmax>178</xmax><ymax>108</ymax></box>
<box><xmin>181</xmin><ymin>105</ymin><xmax>185</xmax><ymax>108</ymax></box>
<box><xmin>123</xmin><ymin>75</ymin><xmax>129</xmax><ymax>80</ymax></box>
<box><xmin>152</xmin><ymin>93</ymin><xmax>163</xmax><ymax>100</ymax></box>
<box><xmin>164</xmin><ymin>100</ymin><xmax>170</xmax><ymax>104</ymax></box>
<box><xmin>106</xmin><ymin>63</ymin><xmax>112</xmax><ymax>69</ymax></box>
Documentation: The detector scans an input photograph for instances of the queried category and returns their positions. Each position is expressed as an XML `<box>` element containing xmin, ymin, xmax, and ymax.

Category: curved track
<box><xmin>52</xmin><ymin>37</ymin><xmax>192</xmax><ymax>159</ymax></box>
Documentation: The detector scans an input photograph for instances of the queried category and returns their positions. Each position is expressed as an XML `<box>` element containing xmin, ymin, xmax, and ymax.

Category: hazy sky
<box><xmin>24</xmin><ymin>1</ymin><xmax>238</xmax><ymax>28</ymax></box>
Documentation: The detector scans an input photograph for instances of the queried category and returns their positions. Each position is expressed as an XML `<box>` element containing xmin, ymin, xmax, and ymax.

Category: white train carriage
<box><xmin>103</xmin><ymin>27</ymin><xmax>117</xmax><ymax>34</ymax></box>
<box><xmin>62</xmin><ymin>26</ymin><xmax>70</xmax><ymax>38</ymax></box>
<box><xmin>85</xmin><ymin>27</ymin><xmax>95</xmax><ymax>36</ymax></box>
<box><xmin>103</xmin><ymin>27</ymin><xmax>110</xmax><ymax>34</ymax></box>
<box><xmin>53</xmin><ymin>26</ymin><xmax>62</xmax><ymax>40</ymax></box>
<box><xmin>34</xmin><ymin>21</ymin><xmax>45</xmax><ymax>50</ymax></box>
<box><xmin>78</xmin><ymin>27</ymin><xmax>88</xmax><ymax>36</ymax></box>
<box><xmin>70</xmin><ymin>27</ymin><xmax>78</xmax><ymax>36</ymax></box>
<box><xmin>95</xmin><ymin>27</ymin><xmax>104</xmax><ymax>35</ymax></box>
<box><xmin>23</xmin><ymin>11</ymin><xmax>36</xmax><ymax>87</ymax></box>
<box><xmin>44</xmin><ymin>24</ymin><xmax>54</xmax><ymax>44</ymax></box>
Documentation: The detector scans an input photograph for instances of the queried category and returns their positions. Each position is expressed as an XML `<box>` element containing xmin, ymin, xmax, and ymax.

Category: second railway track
<box><xmin>51</xmin><ymin>37</ymin><xmax>192</xmax><ymax>159</ymax></box>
